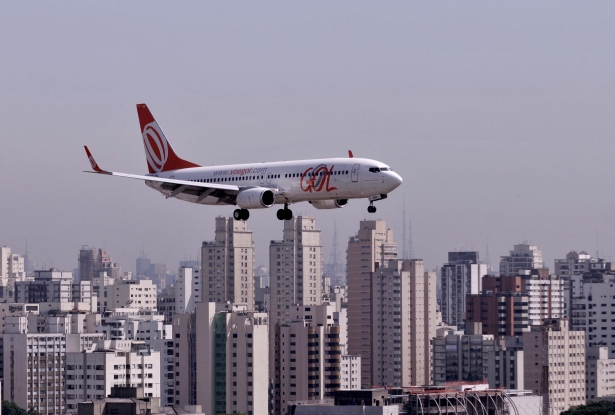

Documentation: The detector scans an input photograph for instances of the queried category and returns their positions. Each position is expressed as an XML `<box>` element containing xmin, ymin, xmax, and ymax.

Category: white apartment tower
<box><xmin>269</xmin><ymin>216</ymin><xmax>323</xmax><ymax>325</ymax></box>
<box><xmin>371</xmin><ymin>259</ymin><xmax>436</xmax><ymax>387</ymax></box>
<box><xmin>346</xmin><ymin>220</ymin><xmax>397</xmax><ymax>388</ymax></box>
<box><xmin>65</xmin><ymin>340</ymin><xmax>161</xmax><ymax>411</ymax></box>
<box><xmin>523</xmin><ymin>319</ymin><xmax>586</xmax><ymax>415</ymax></box>
<box><xmin>440</xmin><ymin>252</ymin><xmax>486</xmax><ymax>327</ymax></box>
<box><xmin>175</xmin><ymin>266</ymin><xmax>202</xmax><ymax>313</ymax></box>
<box><xmin>202</xmin><ymin>216</ymin><xmax>255</xmax><ymax>309</ymax></box>
<box><xmin>499</xmin><ymin>243</ymin><xmax>544</xmax><ymax>276</ymax></box>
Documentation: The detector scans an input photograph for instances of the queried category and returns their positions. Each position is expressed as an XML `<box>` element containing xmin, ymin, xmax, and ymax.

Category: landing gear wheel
<box><xmin>284</xmin><ymin>209</ymin><xmax>293</xmax><ymax>220</ymax></box>
<box><xmin>277</xmin><ymin>209</ymin><xmax>285</xmax><ymax>220</ymax></box>
<box><xmin>234</xmin><ymin>209</ymin><xmax>250</xmax><ymax>221</ymax></box>
<box><xmin>367</xmin><ymin>205</ymin><xmax>377</xmax><ymax>213</ymax></box>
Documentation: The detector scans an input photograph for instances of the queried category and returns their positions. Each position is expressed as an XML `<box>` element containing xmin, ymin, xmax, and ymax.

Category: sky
<box><xmin>1</xmin><ymin>1</ymin><xmax>615</xmax><ymax>274</ymax></box>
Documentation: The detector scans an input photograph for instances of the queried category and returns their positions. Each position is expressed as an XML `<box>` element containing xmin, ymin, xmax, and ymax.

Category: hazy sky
<box><xmin>1</xmin><ymin>2</ymin><xmax>614</xmax><ymax>274</ymax></box>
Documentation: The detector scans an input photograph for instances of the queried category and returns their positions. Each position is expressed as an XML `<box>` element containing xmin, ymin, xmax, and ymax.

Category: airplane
<box><xmin>84</xmin><ymin>104</ymin><xmax>403</xmax><ymax>221</ymax></box>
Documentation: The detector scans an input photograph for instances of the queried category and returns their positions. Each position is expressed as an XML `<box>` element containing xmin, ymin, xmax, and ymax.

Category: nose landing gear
<box><xmin>367</xmin><ymin>194</ymin><xmax>387</xmax><ymax>213</ymax></box>
<box><xmin>277</xmin><ymin>204</ymin><xmax>293</xmax><ymax>220</ymax></box>
<box><xmin>233</xmin><ymin>209</ymin><xmax>250</xmax><ymax>221</ymax></box>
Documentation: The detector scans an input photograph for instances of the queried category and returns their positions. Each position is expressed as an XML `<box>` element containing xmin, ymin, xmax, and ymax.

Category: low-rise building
<box><xmin>586</xmin><ymin>346</ymin><xmax>615</xmax><ymax>401</ymax></box>
<box><xmin>66</xmin><ymin>340</ymin><xmax>160</xmax><ymax>411</ymax></box>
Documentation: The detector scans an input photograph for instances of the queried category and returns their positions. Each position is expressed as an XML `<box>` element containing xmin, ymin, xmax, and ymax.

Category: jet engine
<box><xmin>309</xmin><ymin>199</ymin><xmax>348</xmax><ymax>209</ymax></box>
<box><xmin>236</xmin><ymin>188</ymin><xmax>275</xmax><ymax>209</ymax></box>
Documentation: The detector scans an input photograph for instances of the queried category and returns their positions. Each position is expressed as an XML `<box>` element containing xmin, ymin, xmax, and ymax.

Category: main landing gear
<box><xmin>233</xmin><ymin>209</ymin><xmax>250</xmax><ymax>221</ymax></box>
<box><xmin>367</xmin><ymin>203</ymin><xmax>377</xmax><ymax>213</ymax></box>
<box><xmin>277</xmin><ymin>204</ymin><xmax>293</xmax><ymax>221</ymax></box>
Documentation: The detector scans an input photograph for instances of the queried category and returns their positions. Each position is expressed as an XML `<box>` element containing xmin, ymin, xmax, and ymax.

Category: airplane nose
<box><xmin>390</xmin><ymin>172</ymin><xmax>402</xmax><ymax>189</ymax></box>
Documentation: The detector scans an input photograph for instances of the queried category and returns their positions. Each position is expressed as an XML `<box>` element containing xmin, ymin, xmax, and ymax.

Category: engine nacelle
<box><xmin>309</xmin><ymin>199</ymin><xmax>348</xmax><ymax>209</ymax></box>
<box><xmin>236</xmin><ymin>188</ymin><xmax>275</xmax><ymax>209</ymax></box>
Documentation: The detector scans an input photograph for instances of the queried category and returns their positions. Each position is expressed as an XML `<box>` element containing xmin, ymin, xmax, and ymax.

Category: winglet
<box><xmin>84</xmin><ymin>146</ymin><xmax>108</xmax><ymax>173</ymax></box>
<box><xmin>348</xmin><ymin>150</ymin><xmax>354</xmax><ymax>158</ymax></box>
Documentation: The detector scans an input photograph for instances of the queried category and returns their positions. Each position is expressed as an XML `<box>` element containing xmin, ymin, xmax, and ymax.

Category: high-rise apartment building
<box><xmin>195</xmin><ymin>303</ymin><xmax>269</xmax><ymax>415</ymax></box>
<box><xmin>371</xmin><ymin>260</ymin><xmax>436</xmax><ymax>387</ymax></box>
<box><xmin>269</xmin><ymin>216</ymin><xmax>323</xmax><ymax>325</ymax></box>
<box><xmin>487</xmin><ymin>336</ymin><xmax>524</xmax><ymax>390</ymax></box>
<box><xmin>78</xmin><ymin>246</ymin><xmax>121</xmax><ymax>281</ymax></box>
<box><xmin>347</xmin><ymin>220</ymin><xmax>397</xmax><ymax>388</ymax></box>
<box><xmin>432</xmin><ymin>323</ymin><xmax>495</xmax><ymax>384</ymax></box>
<box><xmin>466</xmin><ymin>272</ymin><xmax>563</xmax><ymax>336</ymax></box>
<box><xmin>570</xmin><ymin>267</ymin><xmax>615</xmax><ymax>358</ymax></box>
<box><xmin>175</xmin><ymin>266</ymin><xmax>202</xmax><ymax>313</ymax></box>
<box><xmin>201</xmin><ymin>216</ymin><xmax>255</xmax><ymax>309</ymax></box>
<box><xmin>523</xmin><ymin>319</ymin><xmax>585</xmax><ymax>415</ymax></box>
<box><xmin>440</xmin><ymin>252</ymin><xmax>486</xmax><ymax>327</ymax></box>
<box><xmin>499</xmin><ymin>243</ymin><xmax>543</xmax><ymax>276</ymax></box>
<box><xmin>271</xmin><ymin>304</ymin><xmax>341</xmax><ymax>414</ymax></box>
<box><xmin>555</xmin><ymin>251</ymin><xmax>605</xmax><ymax>318</ymax></box>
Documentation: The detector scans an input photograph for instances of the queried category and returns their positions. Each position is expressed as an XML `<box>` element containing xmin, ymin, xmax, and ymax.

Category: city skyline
<box><xmin>2</xmin><ymin>2</ymin><xmax>615</xmax><ymax>274</ymax></box>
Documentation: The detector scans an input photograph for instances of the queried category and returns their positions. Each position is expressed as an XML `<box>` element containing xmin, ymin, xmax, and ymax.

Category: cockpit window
<box><xmin>380</xmin><ymin>167</ymin><xmax>390</xmax><ymax>171</ymax></box>
<box><xmin>368</xmin><ymin>167</ymin><xmax>380</xmax><ymax>173</ymax></box>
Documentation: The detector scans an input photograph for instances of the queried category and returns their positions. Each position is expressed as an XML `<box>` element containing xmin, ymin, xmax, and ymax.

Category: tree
<box><xmin>561</xmin><ymin>401</ymin><xmax>615</xmax><ymax>415</ymax></box>
<box><xmin>2</xmin><ymin>401</ymin><xmax>28</xmax><ymax>415</ymax></box>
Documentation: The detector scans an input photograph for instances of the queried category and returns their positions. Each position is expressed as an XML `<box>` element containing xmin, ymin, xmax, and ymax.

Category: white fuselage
<box><xmin>145</xmin><ymin>157</ymin><xmax>402</xmax><ymax>206</ymax></box>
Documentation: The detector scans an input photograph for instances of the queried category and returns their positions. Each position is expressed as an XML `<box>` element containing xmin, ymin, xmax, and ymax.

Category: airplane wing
<box><xmin>83</xmin><ymin>146</ymin><xmax>241</xmax><ymax>203</ymax></box>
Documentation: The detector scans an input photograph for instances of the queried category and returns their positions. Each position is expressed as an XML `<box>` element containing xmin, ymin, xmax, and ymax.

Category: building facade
<box><xmin>347</xmin><ymin>220</ymin><xmax>397</xmax><ymax>388</ymax></box>
<box><xmin>523</xmin><ymin>319</ymin><xmax>585</xmax><ymax>415</ymax></box>
<box><xmin>371</xmin><ymin>260</ymin><xmax>436</xmax><ymax>387</ymax></box>
<box><xmin>499</xmin><ymin>243</ymin><xmax>543</xmax><ymax>277</ymax></box>
<box><xmin>201</xmin><ymin>216</ymin><xmax>255</xmax><ymax>309</ymax></box>
<box><xmin>440</xmin><ymin>252</ymin><xmax>486</xmax><ymax>327</ymax></box>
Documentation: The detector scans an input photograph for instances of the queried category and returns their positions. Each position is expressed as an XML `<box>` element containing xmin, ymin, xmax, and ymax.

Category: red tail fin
<box><xmin>137</xmin><ymin>104</ymin><xmax>201</xmax><ymax>173</ymax></box>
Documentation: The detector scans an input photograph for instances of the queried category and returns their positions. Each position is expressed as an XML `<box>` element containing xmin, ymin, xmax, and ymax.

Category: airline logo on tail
<box><xmin>142</xmin><ymin>122</ymin><xmax>169</xmax><ymax>173</ymax></box>
<box><xmin>136</xmin><ymin>104</ymin><xmax>201</xmax><ymax>173</ymax></box>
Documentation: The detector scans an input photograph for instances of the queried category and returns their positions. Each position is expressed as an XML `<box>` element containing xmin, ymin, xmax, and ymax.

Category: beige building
<box><xmin>269</xmin><ymin>216</ymin><xmax>323</xmax><ymax>325</ymax></box>
<box><xmin>201</xmin><ymin>216</ymin><xmax>255</xmax><ymax>309</ymax></box>
<box><xmin>347</xmin><ymin>220</ymin><xmax>397</xmax><ymax>388</ymax></box>
<box><xmin>586</xmin><ymin>346</ymin><xmax>615</xmax><ymax>401</ymax></box>
<box><xmin>271</xmin><ymin>304</ymin><xmax>341</xmax><ymax>415</ymax></box>
<box><xmin>371</xmin><ymin>260</ymin><xmax>436</xmax><ymax>387</ymax></box>
<box><xmin>109</xmin><ymin>279</ymin><xmax>157</xmax><ymax>310</ymax></box>
<box><xmin>523</xmin><ymin>319</ymin><xmax>585</xmax><ymax>415</ymax></box>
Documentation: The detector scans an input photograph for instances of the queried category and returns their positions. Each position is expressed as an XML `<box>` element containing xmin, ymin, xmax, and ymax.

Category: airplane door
<box><xmin>259</xmin><ymin>174</ymin><xmax>266</xmax><ymax>185</ymax></box>
<box><xmin>267</xmin><ymin>174</ymin><xmax>272</xmax><ymax>184</ymax></box>
<box><xmin>351</xmin><ymin>164</ymin><xmax>360</xmax><ymax>182</ymax></box>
